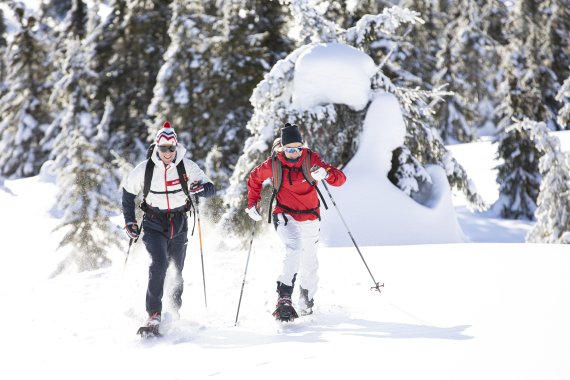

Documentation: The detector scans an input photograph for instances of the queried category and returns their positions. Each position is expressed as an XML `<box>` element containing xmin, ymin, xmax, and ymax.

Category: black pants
<box><xmin>142</xmin><ymin>214</ymin><xmax>188</xmax><ymax>315</ymax></box>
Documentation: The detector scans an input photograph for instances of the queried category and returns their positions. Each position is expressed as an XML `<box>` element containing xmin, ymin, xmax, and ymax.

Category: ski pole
<box><xmin>320</xmin><ymin>181</ymin><xmax>384</xmax><ymax>292</ymax></box>
<box><xmin>194</xmin><ymin>196</ymin><xmax>208</xmax><ymax>308</ymax></box>
<box><xmin>124</xmin><ymin>236</ymin><xmax>138</xmax><ymax>269</ymax></box>
<box><xmin>235</xmin><ymin>221</ymin><xmax>257</xmax><ymax>326</ymax></box>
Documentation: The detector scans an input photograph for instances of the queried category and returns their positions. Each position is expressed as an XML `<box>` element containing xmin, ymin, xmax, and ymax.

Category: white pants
<box><xmin>274</xmin><ymin>213</ymin><xmax>321</xmax><ymax>300</ymax></box>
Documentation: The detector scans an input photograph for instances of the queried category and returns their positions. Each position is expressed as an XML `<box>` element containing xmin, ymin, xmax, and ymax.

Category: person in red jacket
<box><xmin>245</xmin><ymin>123</ymin><xmax>346</xmax><ymax>320</ymax></box>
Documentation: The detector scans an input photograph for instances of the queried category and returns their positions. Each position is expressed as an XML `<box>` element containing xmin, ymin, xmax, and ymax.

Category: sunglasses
<box><xmin>284</xmin><ymin>146</ymin><xmax>304</xmax><ymax>154</ymax></box>
<box><xmin>157</xmin><ymin>145</ymin><xmax>176</xmax><ymax>153</ymax></box>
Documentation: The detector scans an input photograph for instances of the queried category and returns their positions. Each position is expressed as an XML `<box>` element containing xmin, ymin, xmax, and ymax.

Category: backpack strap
<box><xmin>302</xmin><ymin>149</ymin><xmax>328</xmax><ymax>210</ymax></box>
<box><xmin>176</xmin><ymin>161</ymin><xmax>191</xmax><ymax>199</ymax></box>
<box><xmin>268</xmin><ymin>152</ymin><xmax>283</xmax><ymax>223</ymax></box>
<box><xmin>143</xmin><ymin>159</ymin><xmax>154</xmax><ymax>200</ymax></box>
<box><xmin>176</xmin><ymin>160</ymin><xmax>196</xmax><ymax>235</ymax></box>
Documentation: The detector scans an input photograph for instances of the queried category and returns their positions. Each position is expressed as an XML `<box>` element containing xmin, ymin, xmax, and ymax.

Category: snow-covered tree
<box><xmin>546</xmin><ymin>0</ymin><xmax>570</xmax><ymax>127</ymax></box>
<box><xmin>280</xmin><ymin>0</ymin><xmax>338</xmax><ymax>43</ymax></box>
<box><xmin>308</xmin><ymin>0</ymin><xmax>383</xmax><ymax>31</ymax></box>
<box><xmin>527</xmin><ymin>2</ymin><xmax>564</xmax><ymax>131</ymax></box>
<box><xmin>494</xmin><ymin>124</ymin><xmax>541</xmax><ymax>220</ymax></box>
<box><xmin>86</xmin><ymin>0</ymin><xmax>171</xmax><ymax>164</ymax></box>
<box><xmin>493</xmin><ymin>0</ymin><xmax>558</xmax><ymax>220</ymax></box>
<box><xmin>53</xmin><ymin>128</ymin><xmax>121</xmax><ymax>273</ymax></box>
<box><xmin>0</xmin><ymin>8</ymin><xmax>53</xmax><ymax>178</ymax></box>
<box><xmin>50</xmin><ymin>40</ymin><xmax>122</xmax><ymax>273</ymax></box>
<box><xmin>432</xmin><ymin>0</ymin><xmax>502</xmax><ymax>143</ymax></box>
<box><xmin>203</xmin><ymin>0</ymin><xmax>293</xmax><ymax>192</ymax></box>
<box><xmin>395</xmin><ymin>0</ymin><xmax>441</xmax><ymax>90</ymax></box>
<box><xmin>512</xmin><ymin>119</ymin><xmax>570</xmax><ymax>244</ymax></box>
<box><xmin>42</xmin><ymin>0</ymin><xmax>90</xmax><ymax>154</ymax></box>
<box><xmin>147</xmin><ymin>0</ymin><xmax>216</xmax><ymax>152</ymax></box>
<box><xmin>472</xmin><ymin>0</ymin><xmax>510</xmax><ymax>135</ymax></box>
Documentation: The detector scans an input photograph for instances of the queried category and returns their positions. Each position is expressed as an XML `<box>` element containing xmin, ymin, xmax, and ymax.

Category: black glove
<box><xmin>124</xmin><ymin>222</ymin><xmax>140</xmax><ymax>239</ymax></box>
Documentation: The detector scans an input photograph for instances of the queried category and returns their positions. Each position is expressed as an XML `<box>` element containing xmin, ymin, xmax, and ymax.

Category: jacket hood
<box><xmin>151</xmin><ymin>144</ymin><xmax>187</xmax><ymax>167</ymax></box>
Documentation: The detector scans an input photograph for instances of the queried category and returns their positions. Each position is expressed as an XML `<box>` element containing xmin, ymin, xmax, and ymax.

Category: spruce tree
<box><xmin>396</xmin><ymin>0</ymin><xmax>441</xmax><ymax>89</ymax></box>
<box><xmin>50</xmin><ymin>40</ymin><xmax>122</xmax><ymax>272</ymax></box>
<box><xmin>432</xmin><ymin>0</ymin><xmax>499</xmax><ymax>143</ymax></box>
<box><xmin>549</xmin><ymin>1</ymin><xmax>570</xmax><ymax>113</ymax></box>
<box><xmin>86</xmin><ymin>0</ymin><xmax>171</xmax><ymax>164</ymax></box>
<box><xmin>54</xmin><ymin>129</ymin><xmax>120</xmax><ymax>272</ymax></box>
<box><xmin>147</xmin><ymin>0</ymin><xmax>216</xmax><ymax>154</ymax></box>
<box><xmin>493</xmin><ymin>0</ymin><xmax>558</xmax><ymax>219</ymax></box>
<box><xmin>0</xmin><ymin>9</ymin><xmax>53</xmax><ymax>178</ymax></box>
<box><xmin>42</xmin><ymin>0</ymin><xmax>89</xmax><ymax>155</ymax></box>
<box><xmin>205</xmin><ymin>0</ymin><xmax>293</xmax><ymax>191</ymax></box>
<box><xmin>520</xmin><ymin>119</ymin><xmax>570</xmax><ymax>243</ymax></box>
<box><xmin>474</xmin><ymin>0</ymin><xmax>510</xmax><ymax>134</ymax></box>
<box><xmin>494</xmin><ymin>47</ymin><xmax>542</xmax><ymax>220</ymax></box>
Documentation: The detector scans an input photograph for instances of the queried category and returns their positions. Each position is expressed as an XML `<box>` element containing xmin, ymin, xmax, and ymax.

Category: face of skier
<box><xmin>157</xmin><ymin>144</ymin><xmax>177</xmax><ymax>165</ymax></box>
<box><xmin>283</xmin><ymin>143</ymin><xmax>304</xmax><ymax>160</ymax></box>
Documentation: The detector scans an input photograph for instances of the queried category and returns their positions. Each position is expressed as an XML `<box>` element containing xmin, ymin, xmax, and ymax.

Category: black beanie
<box><xmin>280</xmin><ymin>123</ymin><xmax>303</xmax><ymax>146</ymax></box>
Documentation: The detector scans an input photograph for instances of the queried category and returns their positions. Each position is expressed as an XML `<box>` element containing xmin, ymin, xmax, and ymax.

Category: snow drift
<box><xmin>290</xmin><ymin>43</ymin><xmax>467</xmax><ymax>245</ymax></box>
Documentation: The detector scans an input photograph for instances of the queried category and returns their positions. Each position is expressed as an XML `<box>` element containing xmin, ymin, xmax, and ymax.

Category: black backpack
<box><xmin>142</xmin><ymin>143</ymin><xmax>196</xmax><ymax>233</ymax></box>
<box><xmin>267</xmin><ymin>138</ymin><xmax>328</xmax><ymax>223</ymax></box>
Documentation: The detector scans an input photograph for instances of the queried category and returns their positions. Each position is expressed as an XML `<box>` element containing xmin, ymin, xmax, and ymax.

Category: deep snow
<box><xmin>2</xmin><ymin>132</ymin><xmax>570</xmax><ymax>380</ymax></box>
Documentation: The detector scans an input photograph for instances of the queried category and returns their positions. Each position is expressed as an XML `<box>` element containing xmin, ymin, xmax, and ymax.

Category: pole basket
<box><xmin>371</xmin><ymin>282</ymin><xmax>385</xmax><ymax>292</ymax></box>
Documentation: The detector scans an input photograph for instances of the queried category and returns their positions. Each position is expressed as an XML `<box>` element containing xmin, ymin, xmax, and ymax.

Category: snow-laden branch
<box><xmin>344</xmin><ymin>6</ymin><xmax>423</xmax><ymax>47</ymax></box>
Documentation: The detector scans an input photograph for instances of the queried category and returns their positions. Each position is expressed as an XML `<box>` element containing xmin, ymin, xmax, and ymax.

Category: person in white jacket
<box><xmin>122</xmin><ymin>122</ymin><xmax>215</xmax><ymax>331</ymax></box>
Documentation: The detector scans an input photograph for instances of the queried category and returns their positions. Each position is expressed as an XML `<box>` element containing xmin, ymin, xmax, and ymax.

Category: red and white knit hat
<box><xmin>155</xmin><ymin>121</ymin><xmax>178</xmax><ymax>145</ymax></box>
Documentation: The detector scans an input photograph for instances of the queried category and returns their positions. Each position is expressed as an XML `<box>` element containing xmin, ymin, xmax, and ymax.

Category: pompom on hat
<box><xmin>155</xmin><ymin>121</ymin><xmax>178</xmax><ymax>146</ymax></box>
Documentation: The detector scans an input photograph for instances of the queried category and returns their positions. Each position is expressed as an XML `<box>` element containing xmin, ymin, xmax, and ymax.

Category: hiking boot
<box><xmin>298</xmin><ymin>287</ymin><xmax>314</xmax><ymax>316</ymax></box>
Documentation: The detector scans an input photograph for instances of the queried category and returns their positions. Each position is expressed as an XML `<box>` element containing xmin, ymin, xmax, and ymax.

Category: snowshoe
<box><xmin>272</xmin><ymin>295</ymin><xmax>299</xmax><ymax>322</ymax></box>
<box><xmin>137</xmin><ymin>325</ymin><xmax>161</xmax><ymax>338</ymax></box>
<box><xmin>137</xmin><ymin>312</ymin><xmax>162</xmax><ymax>338</ymax></box>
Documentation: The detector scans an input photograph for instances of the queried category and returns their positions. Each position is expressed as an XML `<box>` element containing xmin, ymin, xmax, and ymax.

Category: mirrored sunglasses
<box><xmin>284</xmin><ymin>146</ymin><xmax>304</xmax><ymax>154</ymax></box>
<box><xmin>157</xmin><ymin>145</ymin><xmax>176</xmax><ymax>153</ymax></box>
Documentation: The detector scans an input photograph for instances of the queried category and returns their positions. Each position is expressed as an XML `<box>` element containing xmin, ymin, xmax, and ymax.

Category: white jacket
<box><xmin>123</xmin><ymin>144</ymin><xmax>211</xmax><ymax>211</ymax></box>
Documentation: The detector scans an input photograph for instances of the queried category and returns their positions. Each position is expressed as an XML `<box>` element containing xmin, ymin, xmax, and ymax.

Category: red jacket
<box><xmin>247</xmin><ymin>149</ymin><xmax>346</xmax><ymax>222</ymax></box>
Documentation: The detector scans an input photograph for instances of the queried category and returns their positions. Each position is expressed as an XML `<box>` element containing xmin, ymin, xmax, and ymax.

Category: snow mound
<box><xmin>292</xmin><ymin>43</ymin><xmax>377</xmax><ymax>111</ymax></box>
<box><xmin>320</xmin><ymin>93</ymin><xmax>467</xmax><ymax>245</ymax></box>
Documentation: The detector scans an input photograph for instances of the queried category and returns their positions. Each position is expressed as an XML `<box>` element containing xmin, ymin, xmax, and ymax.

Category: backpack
<box><xmin>142</xmin><ymin>143</ymin><xmax>196</xmax><ymax>233</ymax></box>
<box><xmin>267</xmin><ymin>138</ymin><xmax>328</xmax><ymax>223</ymax></box>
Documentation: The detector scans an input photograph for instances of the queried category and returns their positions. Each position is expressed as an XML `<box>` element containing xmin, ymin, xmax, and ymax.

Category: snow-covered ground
<box><xmin>2</xmin><ymin>131</ymin><xmax>570</xmax><ymax>380</ymax></box>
